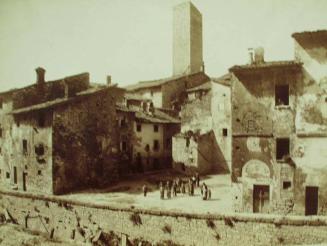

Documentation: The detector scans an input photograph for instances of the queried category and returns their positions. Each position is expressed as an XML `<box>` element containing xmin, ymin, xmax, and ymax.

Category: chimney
<box><xmin>106</xmin><ymin>75</ymin><xmax>111</xmax><ymax>86</ymax></box>
<box><xmin>254</xmin><ymin>47</ymin><xmax>264</xmax><ymax>64</ymax></box>
<box><xmin>248</xmin><ymin>48</ymin><xmax>254</xmax><ymax>64</ymax></box>
<box><xmin>35</xmin><ymin>67</ymin><xmax>46</xmax><ymax>84</ymax></box>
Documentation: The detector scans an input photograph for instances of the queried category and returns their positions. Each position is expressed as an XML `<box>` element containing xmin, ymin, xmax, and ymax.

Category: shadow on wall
<box><xmin>190</xmin><ymin>130</ymin><xmax>230</xmax><ymax>175</ymax></box>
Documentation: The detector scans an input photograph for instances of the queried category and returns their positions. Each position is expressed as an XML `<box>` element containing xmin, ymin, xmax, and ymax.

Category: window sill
<box><xmin>275</xmin><ymin>105</ymin><xmax>291</xmax><ymax>110</ymax></box>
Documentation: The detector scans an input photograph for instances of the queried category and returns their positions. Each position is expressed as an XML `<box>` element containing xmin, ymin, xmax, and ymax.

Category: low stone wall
<box><xmin>1</xmin><ymin>189</ymin><xmax>327</xmax><ymax>246</ymax></box>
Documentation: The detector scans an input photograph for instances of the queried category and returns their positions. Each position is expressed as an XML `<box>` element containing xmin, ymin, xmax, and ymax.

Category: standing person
<box><xmin>143</xmin><ymin>184</ymin><xmax>148</xmax><ymax>197</ymax></box>
<box><xmin>208</xmin><ymin>189</ymin><xmax>212</xmax><ymax>200</ymax></box>
<box><xmin>202</xmin><ymin>185</ymin><xmax>208</xmax><ymax>200</ymax></box>
<box><xmin>159</xmin><ymin>182</ymin><xmax>164</xmax><ymax>200</ymax></box>
<box><xmin>195</xmin><ymin>172</ymin><xmax>200</xmax><ymax>187</ymax></box>
<box><xmin>181</xmin><ymin>181</ymin><xmax>186</xmax><ymax>194</ymax></box>
<box><xmin>172</xmin><ymin>182</ymin><xmax>177</xmax><ymax>197</ymax></box>
<box><xmin>166</xmin><ymin>181</ymin><xmax>171</xmax><ymax>199</ymax></box>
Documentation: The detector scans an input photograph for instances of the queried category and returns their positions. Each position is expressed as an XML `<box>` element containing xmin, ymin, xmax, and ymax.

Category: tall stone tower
<box><xmin>173</xmin><ymin>2</ymin><xmax>203</xmax><ymax>76</ymax></box>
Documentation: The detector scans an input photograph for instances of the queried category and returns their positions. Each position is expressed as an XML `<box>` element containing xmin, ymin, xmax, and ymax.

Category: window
<box><xmin>153</xmin><ymin>124</ymin><xmax>159</xmax><ymax>132</ymax></box>
<box><xmin>275</xmin><ymin>84</ymin><xmax>289</xmax><ymax>106</ymax></box>
<box><xmin>283</xmin><ymin>181</ymin><xmax>292</xmax><ymax>189</ymax></box>
<box><xmin>38</xmin><ymin>170</ymin><xmax>42</xmax><ymax>175</ymax></box>
<box><xmin>120</xmin><ymin>117</ymin><xmax>126</xmax><ymax>128</ymax></box>
<box><xmin>23</xmin><ymin>139</ymin><xmax>28</xmax><ymax>155</ymax></box>
<box><xmin>223</xmin><ymin>128</ymin><xmax>228</xmax><ymax>137</ymax></box>
<box><xmin>136</xmin><ymin>123</ymin><xmax>142</xmax><ymax>132</ymax></box>
<box><xmin>6</xmin><ymin>172</ymin><xmax>10</xmax><ymax>179</ymax></box>
<box><xmin>121</xmin><ymin>141</ymin><xmax>127</xmax><ymax>152</ymax></box>
<box><xmin>38</xmin><ymin>112</ymin><xmax>45</xmax><ymax>127</ymax></box>
<box><xmin>150</xmin><ymin>90</ymin><xmax>154</xmax><ymax>96</ymax></box>
<box><xmin>35</xmin><ymin>144</ymin><xmax>45</xmax><ymax>156</ymax></box>
<box><xmin>145</xmin><ymin>144</ymin><xmax>150</xmax><ymax>152</ymax></box>
<box><xmin>153</xmin><ymin>140</ymin><xmax>160</xmax><ymax>151</ymax></box>
<box><xmin>276</xmin><ymin>138</ymin><xmax>290</xmax><ymax>160</ymax></box>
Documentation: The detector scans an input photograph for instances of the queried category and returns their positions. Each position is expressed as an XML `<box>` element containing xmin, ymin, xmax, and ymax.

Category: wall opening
<box><xmin>275</xmin><ymin>84</ymin><xmax>289</xmax><ymax>106</ymax></box>
<box><xmin>283</xmin><ymin>181</ymin><xmax>292</xmax><ymax>189</ymax></box>
<box><xmin>23</xmin><ymin>139</ymin><xmax>28</xmax><ymax>155</ymax></box>
<box><xmin>153</xmin><ymin>124</ymin><xmax>159</xmax><ymax>132</ymax></box>
<box><xmin>276</xmin><ymin>138</ymin><xmax>290</xmax><ymax>160</ymax></box>
<box><xmin>136</xmin><ymin>123</ymin><xmax>142</xmax><ymax>132</ymax></box>
<box><xmin>253</xmin><ymin>185</ymin><xmax>270</xmax><ymax>213</ymax></box>
<box><xmin>223</xmin><ymin>128</ymin><xmax>228</xmax><ymax>137</ymax></box>
<box><xmin>13</xmin><ymin>167</ymin><xmax>17</xmax><ymax>184</ymax></box>
<box><xmin>305</xmin><ymin>186</ymin><xmax>318</xmax><ymax>216</ymax></box>
<box><xmin>153</xmin><ymin>140</ymin><xmax>160</xmax><ymax>151</ymax></box>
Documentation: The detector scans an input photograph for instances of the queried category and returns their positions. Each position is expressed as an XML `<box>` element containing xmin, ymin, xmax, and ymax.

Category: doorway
<box><xmin>13</xmin><ymin>167</ymin><xmax>17</xmax><ymax>184</ymax></box>
<box><xmin>23</xmin><ymin>172</ymin><xmax>27</xmax><ymax>191</ymax></box>
<box><xmin>253</xmin><ymin>185</ymin><xmax>270</xmax><ymax>213</ymax></box>
<box><xmin>305</xmin><ymin>186</ymin><xmax>318</xmax><ymax>216</ymax></box>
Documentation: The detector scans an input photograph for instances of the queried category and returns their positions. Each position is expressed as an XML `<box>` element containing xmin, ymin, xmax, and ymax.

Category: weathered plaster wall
<box><xmin>52</xmin><ymin>89</ymin><xmax>120</xmax><ymax>194</ymax></box>
<box><xmin>1</xmin><ymin>191</ymin><xmax>327</xmax><ymax>246</ymax></box>
<box><xmin>133</xmin><ymin>122</ymin><xmax>166</xmax><ymax>171</ymax></box>
<box><xmin>136</xmin><ymin>87</ymin><xmax>163</xmax><ymax>108</ymax></box>
<box><xmin>231</xmin><ymin>67</ymin><xmax>303</xmax><ymax>214</ymax></box>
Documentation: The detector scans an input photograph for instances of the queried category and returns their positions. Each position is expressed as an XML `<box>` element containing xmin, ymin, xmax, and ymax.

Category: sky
<box><xmin>0</xmin><ymin>0</ymin><xmax>327</xmax><ymax>91</ymax></box>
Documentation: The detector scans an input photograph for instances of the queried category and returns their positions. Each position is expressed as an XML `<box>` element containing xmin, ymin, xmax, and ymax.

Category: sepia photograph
<box><xmin>0</xmin><ymin>0</ymin><xmax>327</xmax><ymax>245</ymax></box>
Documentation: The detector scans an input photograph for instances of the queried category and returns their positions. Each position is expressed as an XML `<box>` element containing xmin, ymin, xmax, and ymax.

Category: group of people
<box><xmin>154</xmin><ymin>173</ymin><xmax>212</xmax><ymax>201</ymax></box>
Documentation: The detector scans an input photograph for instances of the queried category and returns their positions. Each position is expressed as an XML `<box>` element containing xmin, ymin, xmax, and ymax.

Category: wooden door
<box><xmin>305</xmin><ymin>186</ymin><xmax>318</xmax><ymax>216</ymax></box>
<box><xmin>253</xmin><ymin>185</ymin><xmax>270</xmax><ymax>213</ymax></box>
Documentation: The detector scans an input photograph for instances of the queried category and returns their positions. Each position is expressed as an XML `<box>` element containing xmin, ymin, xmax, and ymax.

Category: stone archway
<box><xmin>242</xmin><ymin>159</ymin><xmax>270</xmax><ymax>180</ymax></box>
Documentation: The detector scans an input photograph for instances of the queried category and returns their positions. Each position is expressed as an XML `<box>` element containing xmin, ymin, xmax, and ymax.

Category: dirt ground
<box><xmin>63</xmin><ymin>172</ymin><xmax>234</xmax><ymax>214</ymax></box>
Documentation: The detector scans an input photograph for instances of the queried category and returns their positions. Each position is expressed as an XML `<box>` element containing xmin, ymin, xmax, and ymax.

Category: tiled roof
<box><xmin>186</xmin><ymin>82</ymin><xmax>211</xmax><ymax>92</ymax></box>
<box><xmin>292</xmin><ymin>30</ymin><xmax>327</xmax><ymax>39</ymax></box>
<box><xmin>186</xmin><ymin>73</ymin><xmax>231</xmax><ymax>92</ymax></box>
<box><xmin>229</xmin><ymin>60</ymin><xmax>302</xmax><ymax>72</ymax></box>
<box><xmin>9</xmin><ymin>86</ymin><xmax>117</xmax><ymax>115</ymax></box>
<box><xmin>116</xmin><ymin>104</ymin><xmax>180</xmax><ymax>124</ymax></box>
<box><xmin>125</xmin><ymin>72</ymin><xmax>209</xmax><ymax>91</ymax></box>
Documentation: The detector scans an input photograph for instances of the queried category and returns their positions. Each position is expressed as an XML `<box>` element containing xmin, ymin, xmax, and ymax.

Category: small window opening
<box><xmin>154</xmin><ymin>124</ymin><xmax>159</xmax><ymax>132</ymax></box>
<box><xmin>136</xmin><ymin>123</ymin><xmax>142</xmax><ymax>132</ymax></box>
<box><xmin>283</xmin><ymin>181</ymin><xmax>292</xmax><ymax>189</ymax></box>
<box><xmin>35</xmin><ymin>144</ymin><xmax>45</xmax><ymax>156</ymax></box>
<box><xmin>275</xmin><ymin>84</ymin><xmax>289</xmax><ymax>106</ymax></box>
<box><xmin>38</xmin><ymin>170</ymin><xmax>42</xmax><ymax>175</ymax></box>
<box><xmin>121</xmin><ymin>141</ymin><xmax>127</xmax><ymax>152</ymax></box>
<box><xmin>145</xmin><ymin>144</ymin><xmax>150</xmax><ymax>152</ymax></box>
<box><xmin>153</xmin><ymin>140</ymin><xmax>160</xmax><ymax>151</ymax></box>
<box><xmin>23</xmin><ymin>139</ymin><xmax>28</xmax><ymax>155</ymax></box>
<box><xmin>223</xmin><ymin>128</ymin><xmax>228</xmax><ymax>137</ymax></box>
<box><xmin>6</xmin><ymin>172</ymin><xmax>10</xmax><ymax>179</ymax></box>
<box><xmin>276</xmin><ymin>138</ymin><xmax>290</xmax><ymax>160</ymax></box>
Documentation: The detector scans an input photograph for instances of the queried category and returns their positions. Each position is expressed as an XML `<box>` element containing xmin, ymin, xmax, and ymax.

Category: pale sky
<box><xmin>0</xmin><ymin>0</ymin><xmax>327</xmax><ymax>91</ymax></box>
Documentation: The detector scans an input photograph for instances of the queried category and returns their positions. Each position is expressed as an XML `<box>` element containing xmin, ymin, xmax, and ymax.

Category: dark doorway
<box><xmin>276</xmin><ymin>138</ymin><xmax>290</xmax><ymax>160</ymax></box>
<box><xmin>23</xmin><ymin>172</ymin><xmax>27</xmax><ymax>191</ymax></box>
<box><xmin>305</xmin><ymin>186</ymin><xmax>318</xmax><ymax>216</ymax></box>
<box><xmin>253</xmin><ymin>185</ymin><xmax>270</xmax><ymax>213</ymax></box>
<box><xmin>13</xmin><ymin>167</ymin><xmax>17</xmax><ymax>184</ymax></box>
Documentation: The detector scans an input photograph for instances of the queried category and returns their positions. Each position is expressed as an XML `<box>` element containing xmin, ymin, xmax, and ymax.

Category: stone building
<box><xmin>172</xmin><ymin>74</ymin><xmax>231</xmax><ymax>174</ymax></box>
<box><xmin>230</xmin><ymin>30</ymin><xmax>327</xmax><ymax>215</ymax></box>
<box><xmin>116</xmin><ymin>97</ymin><xmax>180</xmax><ymax>174</ymax></box>
<box><xmin>0</xmin><ymin>68</ymin><xmax>124</xmax><ymax>195</ymax></box>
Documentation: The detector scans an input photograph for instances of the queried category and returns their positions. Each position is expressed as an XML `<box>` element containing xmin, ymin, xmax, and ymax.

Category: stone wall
<box><xmin>52</xmin><ymin>88</ymin><xmax>121</xmax><ymax>194</ymax></box>
<box><xmin>1</xmin><ymin>190</ymin><xmax>327</xmax><ymax>246</ymax></box>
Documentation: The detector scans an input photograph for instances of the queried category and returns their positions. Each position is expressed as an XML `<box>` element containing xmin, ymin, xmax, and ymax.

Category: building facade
<box><xmin>0</xmin><ymin>68</ymin><xmax>124</xmax><ymax>195</ymax></box>
<box><xmin>230</xmin><ymin>30</ymin><xmax>327</xmax><ymax>215</ymax></box>
<box><xmin>117</xmin><ymin>98</ymin><xmax>180</xmax><ymax>174</ymax></box>
<box><xmin>172</xmin><ymin>74</ymin><xmax>231</xmax><ymax>174</ymax></box>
